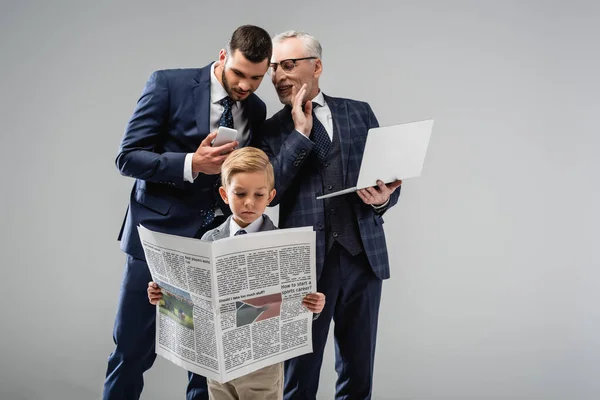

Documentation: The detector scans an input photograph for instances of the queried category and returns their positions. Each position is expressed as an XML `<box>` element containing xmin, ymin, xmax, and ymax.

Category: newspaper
<box><xmin>137</xmin><ymin>224</ymin><xmax>317</xmax><ymax>383</ymax></box>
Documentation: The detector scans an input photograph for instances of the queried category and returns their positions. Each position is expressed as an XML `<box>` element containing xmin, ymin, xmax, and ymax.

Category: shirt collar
<box><xmin>229</xmin><ymin>215</ymin><xmax>264</xmax><ymax>237</ymax></box>
<box><xmin>210</xmin><ymin>62</ymin><xmax>240</xmax><ymax>109</ymax></box>
<box><xmin>311</xmin><ymin>90</ymin><xmax>325</xmax><ymax>107</ymax></box>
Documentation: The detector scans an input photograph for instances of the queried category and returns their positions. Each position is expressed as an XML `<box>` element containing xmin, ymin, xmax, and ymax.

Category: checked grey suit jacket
<box><xmin>259</xmin><ymin>94</ymin><xmax>400</xmax><ymax>280</ymax></box>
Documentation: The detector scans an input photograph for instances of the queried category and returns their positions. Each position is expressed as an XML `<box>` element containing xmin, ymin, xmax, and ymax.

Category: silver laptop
<box><xmin>316</xmin><ymin>119</ymin><xmax>434</xmax><ymax>200</ymax></box>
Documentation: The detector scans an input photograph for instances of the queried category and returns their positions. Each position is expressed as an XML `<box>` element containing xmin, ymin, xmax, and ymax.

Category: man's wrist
<box><xmin>295</xmin><ymin>129</ymin><xmax>311</xmax><ymax>141</ymax></box>
<box><xmin>294</xmin><ymin>125</ymin><xmax>310</xmax><ymax>137</ymax></box>
<box><xmin>184</xmin><ymin>153</ymin><xmax>195</xmax><ymax>182</ymax></box>
<box><xmin>371</xmin><ymin>198</ymin><xmax>390</xmax><ymax>210</ymax></box>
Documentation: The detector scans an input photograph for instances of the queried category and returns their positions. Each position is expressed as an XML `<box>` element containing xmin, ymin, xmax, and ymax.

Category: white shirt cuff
<box><xmin>372</xmin><ymin>198</ymin><xmax>389</xmax><ymax>210</ymax></box>
<box><xmin>184</xmin><ymin>153</ymin><xmax>198</xmax><ymax>183</ymax></box>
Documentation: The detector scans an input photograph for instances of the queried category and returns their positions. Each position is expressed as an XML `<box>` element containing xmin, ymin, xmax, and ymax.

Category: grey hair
<box><xmin>272</xmin><ymin>30</ymin><xmax>322</xmax><ymax>59</ymax></box>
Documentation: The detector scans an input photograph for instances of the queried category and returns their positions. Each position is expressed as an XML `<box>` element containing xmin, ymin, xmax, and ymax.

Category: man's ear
<box><xmin>218</xmin><ymin>49</ymin><xmax>227</xmax><ymax>66</ymax></box>
<box><xmin>219</xmin><ymin>186</ymin><xmax>229</xmax><ymax>204</ymax></box>
<box><xmin>267</xmin><ymin>188</ymin><xmax>276</xmax><ymax>205</ymax></box>
<box><xmin>313</xmin><ymin>59</ymin><xmax>323</xmax><ymax>79</ymax></box>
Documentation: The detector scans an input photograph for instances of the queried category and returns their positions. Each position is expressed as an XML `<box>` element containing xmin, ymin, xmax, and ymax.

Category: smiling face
<box><xmin>270</xmin><ymin>37</ymin><xmax>322</xmax><ymax>106</ymax></box>
<box><xmin>219</xmin><ymin>170</ymin><xmax>276</xmax><ymax>228</ymax></box>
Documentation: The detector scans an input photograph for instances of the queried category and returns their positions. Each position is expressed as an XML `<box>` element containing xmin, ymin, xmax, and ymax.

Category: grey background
<box><xmin>1</xmin><ymin>1</ymin><xmax>598</xmax><ymax>399</ymax></box>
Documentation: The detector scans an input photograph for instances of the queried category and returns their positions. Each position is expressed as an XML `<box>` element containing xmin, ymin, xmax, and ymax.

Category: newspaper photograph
<box><xmin>137</xmin><ymin>224</ymin><xmax>317</xmax><ymax>383</ymax></box>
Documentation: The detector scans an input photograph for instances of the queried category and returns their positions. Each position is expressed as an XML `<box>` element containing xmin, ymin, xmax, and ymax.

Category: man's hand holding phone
<box><xmin>192</xmin><ymin>128</ymin><xmax>239</xmax><ymax>175</ymax></box>
<box><xmin>211</xmin><ymin>127</ymin><xmax>238</xmax><ymax>147</ymax></box>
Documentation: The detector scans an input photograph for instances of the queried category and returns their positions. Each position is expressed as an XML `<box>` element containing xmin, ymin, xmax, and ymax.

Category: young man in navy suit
<box><xmin>104</xmin><ymin>25</ymin><xmax>272</xmax><ymax>400</ymax></box>
<box><xmin>259</xmin><ymin>31</ymin><xmax>402</xmax><ymax>399</ymax></box>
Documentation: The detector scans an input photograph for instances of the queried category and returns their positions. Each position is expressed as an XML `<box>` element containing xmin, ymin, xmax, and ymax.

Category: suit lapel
<box><xmin>192</xmin><ymin>65</ymin><xmax>212</xmax><ymax>136</ymax></box>
<box><xmin>242</xmin><ymin>96</ymin><xmax>256</xmax><ymax>145</ymax></box>
<box><xmin>258</xmin><ymin>215</ymin><xmax>276</xmax><ymax>232</ymax></box>
<box><xmin>325</xmin><ymin>95</ymin><xmax>351</xmax><ymax>185</ymax></box>
<box><xmin>281</xmin><ymin>105</ymin><xmax>295</xmax><ymax>137</ymax></box>
<box><xmin>212</xmin><ymin>216</ymin><xmax>232</xmax><ymax>240</ymax></box>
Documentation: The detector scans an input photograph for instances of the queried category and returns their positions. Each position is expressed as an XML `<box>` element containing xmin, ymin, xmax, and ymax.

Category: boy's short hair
<box><xmin>221</xmin><ymin>147</ymin><xmax>275</xmax><ymax>190</ymax></box>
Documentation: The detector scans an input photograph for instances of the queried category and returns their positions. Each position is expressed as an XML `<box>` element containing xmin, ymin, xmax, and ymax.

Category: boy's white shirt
<box><xmin>229</xmin><ymin>215</ymin><xmax>264</xmax><ymax>237</ymax></box>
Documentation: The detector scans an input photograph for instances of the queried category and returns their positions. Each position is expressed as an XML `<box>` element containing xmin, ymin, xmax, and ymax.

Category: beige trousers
<box><xmin>207</xmin><ymin>362</ymin><xmax>283</xmax><ymax>400</ymax></box>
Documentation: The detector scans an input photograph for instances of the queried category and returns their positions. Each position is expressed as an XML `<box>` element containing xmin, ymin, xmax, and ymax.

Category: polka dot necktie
<box><xmin>210</xmin><ymin>96</ymin><xmax>235</xmax><ymax>227</ymax></box>
<box><xmin>311</xmin><ymin>104</ymin><xmax>331</xmax><ymax>162</ymax></box>
<box><xmin>200</xmin><ymin>208</ymin><xmax>215</xmax><ymax>229</ymax></box>
<box><xmin>219</xmin><ymin>96</ymin><xmax>235</xmax><ymax>129</ymax></box>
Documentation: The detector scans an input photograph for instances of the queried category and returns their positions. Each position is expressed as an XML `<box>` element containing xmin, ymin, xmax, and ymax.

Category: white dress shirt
<box><xmin>309</xmin><ymin>91</ymin><xmax>333</xmax><ymax>140</ymax></box>
<box><xmin>229</xmin><ymin>215</ymin><xmax>264</xmax><ymax>237</ymax></box>
<box><xmin>183</xmin><ymin>62</ymin><xmax>250</xmax><ymax>183</ymax></box>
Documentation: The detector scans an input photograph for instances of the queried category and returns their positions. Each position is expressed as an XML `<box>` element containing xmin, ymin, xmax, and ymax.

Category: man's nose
<box><xmin>238</xmin><ymin>80</ymin><xmax>251</xmax><ymax>91</ymax></box>
<box><xmin>272</xmin><ymin>67</ymin><xmax>285</xmax><ymax>83</ymax></box>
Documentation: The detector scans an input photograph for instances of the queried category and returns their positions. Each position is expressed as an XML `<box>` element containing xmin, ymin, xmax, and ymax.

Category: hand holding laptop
<box><xmin>357</xmin><ymin>179</ymin><xmax>403</xmax><ymax>206</ymax></box>
<box><xmin>316</xmin><ymin>119</ymin><xmax>433</xmax><ymax>200</ymax></box>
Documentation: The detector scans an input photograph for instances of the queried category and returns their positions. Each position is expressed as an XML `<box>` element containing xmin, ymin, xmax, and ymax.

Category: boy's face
<box><xmin>219</xmin><ymin>171</ymin><xmax>276</xmax><ymax>228</ymax></box>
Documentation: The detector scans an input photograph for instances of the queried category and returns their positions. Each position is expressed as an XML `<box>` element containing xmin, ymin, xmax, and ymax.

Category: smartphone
<box><xmin>212</xmin><ymin>127</ymin><xmax>238</xmax><ymax>147</ymax></box>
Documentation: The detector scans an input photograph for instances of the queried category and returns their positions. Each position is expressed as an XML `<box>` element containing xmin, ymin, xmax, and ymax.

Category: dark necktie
<box><xmin>219</xmin><ymin>96</ymin><xmax>235</xmax><ymax>128</ymax></box>
<box><xmin>310</xmin><ymin>104</ymin><xmax>331</xmax><ymax>162</ymax></box>
<box><xmin>211</xmin><ymin>96</ymin><xmax>235</xmax><ymax>221</ymax></box>
<box><xmin>200</xmin><ymin>208</ymin><xmax>215</xmax><ymax>229</ymax></box>
<box><xmin>234</xmin><ymin>229</ymin><xmax>247</xmax><ymax>236</ymax></box>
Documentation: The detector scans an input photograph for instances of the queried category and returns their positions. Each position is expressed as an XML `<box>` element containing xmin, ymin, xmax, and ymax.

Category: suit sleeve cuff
<box><xmin>295</xmin><ymin>129</ymin><xmax>312</xmax><ymax>142</ymax></box>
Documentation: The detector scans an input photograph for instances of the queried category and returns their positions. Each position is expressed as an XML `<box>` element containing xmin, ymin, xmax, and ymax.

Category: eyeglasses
<box><xmin>267</xmin><ymin>57</ymin><xmax>317</xmax><ymax>75</ymax></box>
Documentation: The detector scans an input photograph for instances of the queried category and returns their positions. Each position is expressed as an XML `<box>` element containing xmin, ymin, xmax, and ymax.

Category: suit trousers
<box><xmin>283</xmin><ymin>243</ymin><xmax>383</xmax><ymax>400</ymax></box>
<box><xmin>103</xmin><ymin>216</ymin><xmax>227</xmax><ymax>400</ymax></box>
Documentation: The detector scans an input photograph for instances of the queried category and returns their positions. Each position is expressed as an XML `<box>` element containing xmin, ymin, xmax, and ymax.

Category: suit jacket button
<box><xmin>317</xmin><ymin>223</ymin><xmax>324</xmax><ymax>230</ymax></box>
<box><xmin>293</xmin><ymin>161</ymin><xmax>300</xmax><ymax>167</ymax></box>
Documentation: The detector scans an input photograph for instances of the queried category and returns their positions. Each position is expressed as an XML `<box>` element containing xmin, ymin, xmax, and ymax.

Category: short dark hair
<box><xmin>229</xmin><ymin>25</ymin><xmax>272</xmax><ymax>63</ymax></box>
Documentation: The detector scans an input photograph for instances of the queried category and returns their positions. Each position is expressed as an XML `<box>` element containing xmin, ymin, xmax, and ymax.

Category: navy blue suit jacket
<box><xmin>260</xmin><ymin>95</ymin><xmax>400</xmax><ymax>280</ymax></box>
<box><xmin>116</xmin><ymin>64</ymin><xmax>266</xmax><ymax>260</ymax></box>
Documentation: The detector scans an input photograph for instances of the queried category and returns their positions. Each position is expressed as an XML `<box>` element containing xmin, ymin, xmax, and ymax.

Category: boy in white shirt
<box><xmin>148</xmin><ymin>147</ymin><xmax>325</xmax><ymax>399</ymax></box>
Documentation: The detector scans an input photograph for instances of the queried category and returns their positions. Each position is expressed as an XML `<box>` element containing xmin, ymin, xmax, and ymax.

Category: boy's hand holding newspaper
<box><xmin>147</xmin><ymin>281</ymin><xmax>325</xmax><ymax>313</ymax></box>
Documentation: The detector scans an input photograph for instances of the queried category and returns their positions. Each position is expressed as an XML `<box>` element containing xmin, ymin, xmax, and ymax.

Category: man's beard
<box><xmin>222</xmin><ymin>69</ymin><xmax>245</xmax><ymax>100</ymax></box>
<box><xmin>276</xmin><ymin>91</ymin><xmax>293</xmax><ymax>106</ymax></box>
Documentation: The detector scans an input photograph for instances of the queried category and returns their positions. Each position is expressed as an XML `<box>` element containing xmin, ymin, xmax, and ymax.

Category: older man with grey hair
<box><xmin>259</xmin><ymin>30</ymin><xmax>402</xmax><ymax>399</ymax></box>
